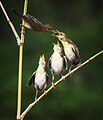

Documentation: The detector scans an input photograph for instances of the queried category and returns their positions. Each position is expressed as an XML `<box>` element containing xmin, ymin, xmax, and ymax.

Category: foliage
<box><xmin>0</xmin><ymin>0</ymin><xmax>103</xmax><ymax>120</ymax></box>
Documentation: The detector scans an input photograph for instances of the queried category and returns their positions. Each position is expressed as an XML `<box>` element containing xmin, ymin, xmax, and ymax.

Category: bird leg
<box><xmin>43</xmin><ymin>83</ymin><xmax>47</xmax><ymax>96</ymax></box>
<box><xmin>35</xmin><ymin>89</ymin><xmax>38</xmax><ymax>101</ymax></box>
<box><xmin>51</xmin><ymin>70</ymin><xmax>54</xmax><ymax>81</ymax></box>
<box><xmin>52</xmin><ymin>82</ymin><xmax>56</xmax><ymax>88</ymax></box>
<box><xmin>43</xmin><ymin>89</ymin><xmax>47</xmax><ymax>96</ymax></box>
<box><xmin>68</xmin><ymin>65</ymin><xmax>73</xmax><ymax>76</ymax></box>
<box><xmin>52</xmin><ymin>77</ymin><xmax>56</xmax><ymax>88</ymax></box>
<box><xmin>51</xmin><ymin>71</ymin><xmax>55</xmax><ymax>87</ymax></box>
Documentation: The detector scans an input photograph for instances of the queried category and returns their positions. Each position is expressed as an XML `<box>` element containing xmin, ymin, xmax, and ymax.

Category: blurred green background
<box><xmin>0</xmin><ymin>0</ymin><xmax>103</xmax><ymax>120</ymax></box>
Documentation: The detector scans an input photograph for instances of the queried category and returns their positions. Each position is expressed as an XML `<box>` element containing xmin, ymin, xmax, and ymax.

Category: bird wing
<box><xmin>68</xmin><ymin>39</ymin><xmax>80</xmax><ymax>58</ymax></box>
<box><xmin>12</xmin><ymin>9</ymin><xmax>44</xmax><ymax>31</ymax></box>
<box><xmin>27</xmin><ymin>71</ymin><xmax>36</xmax><ymax>87</ymax></box>
<box><xmin>61</xmin><ymin>55</ymin><xmax>68</xmax><ymax>70</ymax></box>
<box><xmin>71</xmin><ymin>45</ymin><xmax>80</xmax><ymax>59</ymax></box>
<box><xmin>69</xmin><ymin>39</ymin><xmax>79</xmax><ymax>49</ymax></box>
<box><xmin>26</xmin><ymin>14</ymin><xmax>42</xmax><ymax>25</ymax></box>
<box><xmin>70</xmin><ymin>41</ymin><xmax>81</xmax><ymax>65</ymax></box>
<box><xmin>48</xmin><ymin>56</ymin><xmax>53</xmax><ymax>70</ymax></box>
<box><xmin>23</xmin><ymin>14</ymin><xmax>44</xmax><ymax>31</ymax></box>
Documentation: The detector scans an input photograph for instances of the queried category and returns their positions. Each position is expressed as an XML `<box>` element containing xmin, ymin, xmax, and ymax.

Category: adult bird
<box><xmin>12</xmin><ymin>9</ymin><xmax>55</xmax><ymax>32</ymax></box>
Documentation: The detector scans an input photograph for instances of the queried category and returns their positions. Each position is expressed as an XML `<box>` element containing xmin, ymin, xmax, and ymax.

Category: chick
<box><xmin>48</xmin><ymin>42</ymin><xmax>68</xmax><ymax>84</ymax></box>
<box><xmin>27</xmin><ymin>55</ymin><xmax>51</xmax><ymax>100</ymax></box>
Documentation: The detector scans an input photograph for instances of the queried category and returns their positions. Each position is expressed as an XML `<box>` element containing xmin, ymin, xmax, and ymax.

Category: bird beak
<box><xmin>52</xmin><ymin>30</ymin><xmax>60</xmax><ymax>36</ymax></box>
<box><xmin>53</xmin><ymin>41</ymin><xmax>60</xmax><ymax>46</ymax></box>
<box><xmin>51</xmin><ymin>29</ymin><xmax>56</xmax><ymax>33</ymax></box>
<box><xmin>40</xmin><ymin>54</ymin><xmax>45</xmax><ymax>60</ymax></box>
<box><xmin>53</xmin><ymin>43</ymin><xmax>56</xmax><ymax>46</ymax></box>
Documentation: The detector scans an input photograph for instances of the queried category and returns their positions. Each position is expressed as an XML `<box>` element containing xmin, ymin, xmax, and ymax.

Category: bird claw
<box><xmin>68</xmin><ymin>65</ymin><xmax>73</xmax><ymax>76</ymax></box>
<box><xmin>61</xmin><ymin>75</ymin><xmax>65</xmax><ymax>80</ymax></box>
<box><xmin>20</xmin><ymin>24</ymin><xmax>25</xmax><ymax>28</ymax></box>
<box><xmin>35</xmin><ymin>97</ymin><xmax>37</xmax><ymax>101</ymax></box>
<box><xmin>35</xmin><ymin>98</ymin><xmax>39</xmax><ymax>104</ymax></box>
<box><xmin>44</xmin><ymin>90</ymin><xmax>47</xmax><ymax>96</ymax></box>
<box><xmin>68</xmin><ymin>70</ymin><xmax>72</xmax><ymax>77</ymax></box>
<box><xmin>52</xmin><ymin>82</ymin><xmax>56</xmax><ymax>88</ymax></box>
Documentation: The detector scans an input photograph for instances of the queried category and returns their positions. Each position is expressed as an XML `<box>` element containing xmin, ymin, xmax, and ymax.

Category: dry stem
<box><xmin>20</xmin><ymin>50</ymin><xmax>103</xmax><ymax>120</ymax></box>
<box><xmin>16</xmin><ymin>0</ymin><xmax>28</xmax><ymax>120</ymax></box>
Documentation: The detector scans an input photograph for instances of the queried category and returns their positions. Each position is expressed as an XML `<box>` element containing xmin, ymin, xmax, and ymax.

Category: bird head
<box><xmin>44</xmin><ymin>24</ymin><xmax>54</xmax><ymax>32</ymax></box>
<box><xmin>53</xmin><ymin>41</ymin><xmax>62</xmax><ymax>53</ymax></box>
<box><xmin>39</xmin><ymin>54</ymin><xmax>46</xmax><ymax>67</ymax></box>
<box><xmin>53</xmin><ymin>30</ymin><xmax>68</xmax><ymax>41</ymax></box>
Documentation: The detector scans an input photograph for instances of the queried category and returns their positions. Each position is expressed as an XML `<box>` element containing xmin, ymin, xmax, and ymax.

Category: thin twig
<box><xmin>20</xmin><ymin>50</ymin><xmax>103</xmax><ymax>120</ymax></box>
<box><xmin>0</xmin><ymin>1</ymin><xmax>22</xmax><ymax>46</ymax></box>
<box><xmin>16</xmin><ymin>0</ymin><xmax>28</xmax><ymax>120</ymax></box>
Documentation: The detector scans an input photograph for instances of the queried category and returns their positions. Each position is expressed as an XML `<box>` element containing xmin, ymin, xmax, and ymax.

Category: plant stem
<box><xmin>0</xmin><ymin>1</ymin><xmax>21</xmax><ymax>46</ymax></box>
<box><xmin>16</xmin><ymin>0</ymin><xmax>28</xmax><ymax>120</ymax></box>
<box><xmin>20</xmin><ymin>50</ymin><xmax>103</xmax><ymax>119</ymax></box>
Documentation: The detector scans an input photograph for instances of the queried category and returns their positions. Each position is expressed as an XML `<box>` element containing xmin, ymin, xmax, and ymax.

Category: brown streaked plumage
<box><xmin>53</xmin><ymin>30</ymin><xmax>81</xmax><ymax>71</ymax></box>
<box><xmin>12</xmin><ymin>9</ymin><xmax>55</xmax><ymax>32</ymax></box>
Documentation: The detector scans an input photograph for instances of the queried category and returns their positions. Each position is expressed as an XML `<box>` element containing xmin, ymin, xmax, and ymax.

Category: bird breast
<box><xmin>63</xmin><ymin>42</ymin><xmax>75</xmax><ymax>61</ymax></box>
<box><xmin>51</xmin><ymin>53</ymin><xmax>63</xmax><ymax>74</ymax></box>
<box><xmin>35</xmin><ymin>67</ymin><xmax>46</xmax><ymax>90</ymax></box>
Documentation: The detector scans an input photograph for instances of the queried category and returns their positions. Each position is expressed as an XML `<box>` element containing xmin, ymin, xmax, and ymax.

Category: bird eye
<box><xmin>48</xmin><ymin>27</ymin><xmax>53</xmax><ymax>31</ymax></box>
<box><xmin>60</xmin><ymin>33</ymin><xmax>63</xmax><ymax>36</ymax></box>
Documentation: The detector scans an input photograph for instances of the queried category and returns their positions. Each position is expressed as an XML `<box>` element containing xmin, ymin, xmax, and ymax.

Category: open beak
<box><xmin>52</xmin><ymin>30</ymin><xmax>60</xmax><ymax>36</ymax></box>
<box><xmin>51</xmin><ymin>29</ymin><xmax>56</xmax><ymax>33</ymax></box>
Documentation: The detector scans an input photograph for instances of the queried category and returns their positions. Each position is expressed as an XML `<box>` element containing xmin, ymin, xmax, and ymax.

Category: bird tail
<box><xmin>12</xmin><ymin>8</ymin><xmax>24</xmax><ymax>18</ymax></box>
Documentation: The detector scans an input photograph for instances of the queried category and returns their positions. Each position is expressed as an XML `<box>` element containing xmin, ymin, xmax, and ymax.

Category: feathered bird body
<box><xmin>61</xmin><ymin>40</ymin><xmax>80</xmax><ymax>66</ymax></box>
<box><xmin>27</xmin><ymin>55</ymin><xmax>51</xmax><ymax>100</ymax></box>
<box><xmin>34</xmin><ymin>65</ymin><xmax>47</xmax><ymax>91</ymax></box>
<box><xmin>48</xmin><ymin>42</ymin><xmax>68</xmax><ymax>81</ymax></box>
<box><xmin>53</xmin><ymin>31</ymin><xmax>81</xmax><ymax>67</ymax></box>
<box><xmin>12</xmin><ymin>9</ymin><xmax>54</xmax><ymax>32</ymax></box>
<box><xmin>50</xmin><ymin>51</ymin><xmax>66</xmax><ymax>75</ymax></box>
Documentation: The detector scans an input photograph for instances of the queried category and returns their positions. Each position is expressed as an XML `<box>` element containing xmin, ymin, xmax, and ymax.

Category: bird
<box><xmin>12</xmin><ymin>9</ymin><xmax>55</xmax><ymax>32</ymax></box>
<box><xmin>48</xmin><ymin>41</ymin><xmax>68</xmax><ymax>84</ymax></box>
<box><xmin>53</xmin><ymin>30</ymin><xmax>81</xmax><ymax>72</ymax></box>
<box><xmin>27</xmin><ymin>54</ymin><xmax>51</xmax><ymax>100</ymax></box>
